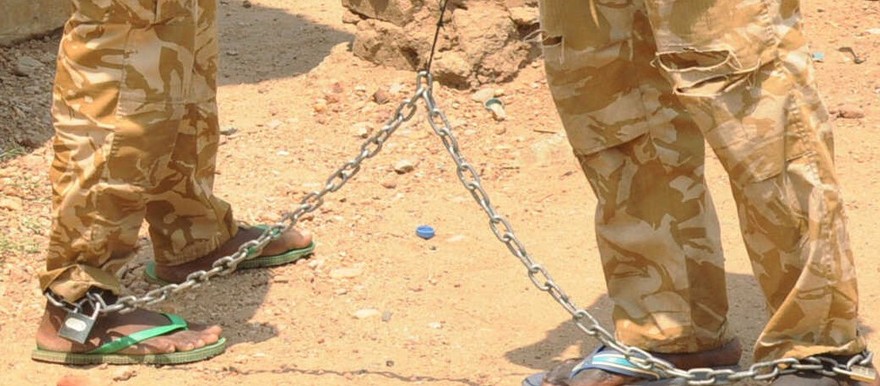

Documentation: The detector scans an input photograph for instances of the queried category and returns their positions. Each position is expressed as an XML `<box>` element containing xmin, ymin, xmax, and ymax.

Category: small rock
<box><xmin>225</xmin><ymin>50</ymin><xmax>239</xmax><ymax>57</ymax></box>
<box><xmin>393</xmin><ymin>159</ymin><xmax>415</xmax><ymax>174</ymax></box>
<box><xmin>372</xmin><ymin>89</ymin><xmax>390</xmax><ymax>104</ymax></box>
<box><xmin>353</xmin><ymin>308</ymin><xmax>381</xmax><ymax>319</ymax></box>
<box><xmin>381</xmin><ymin>311</ymin><xmax>393</xmax><ymax>322</ymax></box>
<box><xmin>330</xmin><ymin>266</ymin><xmax>363</xmax><ymax>279</ymax></box>
<box><xmin>324</xmin><ymin>93</ymin><xmax>342</xmax><ymax>104</ymax></box>
<box><xmin>267</xmin><ymin>119</ymin><xmax>283</xmax><ymax>130</ymax></box>
<box><xmin>427</xmin><ymin>322</ymin><xmax>443</xmax><ymax>329</ymax></box>
<box><xmin>352</xmin><ymin>122</ymin><xmax>373</xmax><ymax>138</ymax></box>
<box><xmin>313</xmin><ymin>98</ymin><xmax>328</xmax><ymax>113</ymax></box>
<box><xmin>242</xmin><ymin>0</ymin><xmax>252</xmax><ymax>8</ymax></box>
<box><xmin>380</xmin><ymin>178</ymin><xmax>397</xmax><ymax>189</ymax></box>
<box><xmin>112</xmin><ymin>368</ymin><xmax>136</xmax><ymax>381</ymax></box>
<box><xmin>276</xmin><ymin>150</ymin><xmax>290</xmax><ymax>156</ymax></box>
<box><xmin>307</xmin><ymin>259</ymin><xmax>324</xmax><ymax>269</ymax></box>
<box><xmin>0</xmin><ymin>197</ymin><xmax>23</xmax><ymax>211</ymax></box>
<box><xmin>57</xmin><ymin>375</ymin><xmax>98</xmax><ymax>386</ymax></box>
<box><xmin>471</xmin><ymin>88</ymin><xmax>496</xmax><ymax>103</ymax></box>
<box><xmin>389</xmin><ymin>83</ymin><xmax>406</xmax><ymax>95</ymax></box>
<box><xmin>509</xmin><ymin>6</ymin><xmax>539</xmax><ymax>26</ymax></box>
<box><xmin>220</xmin><ymin>126</ymin><xmax>237</xmax><ymax>135</ymax></box>
<box><xmin>13</xmin><ymin>56</ymin><xmax>43</xmax><ymax>77</ymax></box>
<box><xmin>835</xmin><ymin>105</ymin><xmax>865</xmax><ymax>119</ymax></box>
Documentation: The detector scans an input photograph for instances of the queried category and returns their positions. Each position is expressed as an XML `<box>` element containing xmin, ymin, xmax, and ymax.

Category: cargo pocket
<box><xmin>539</xmin><ymin>0</ymin><xmax>651</xmax><ymax>155</ymax></box>
<box><xmin>76</xmin><ymin>0</ymin><xmax>191</xmax><ymax>25</ymax></box>
<box><xmin>645</xmin><ymin>0</ymin><xmax>797</xmax><ymax>184</ymax></box>
<box><xmin>110</xmin><ymin>0</ymin><xmax>196</xmax><ymax>189</ymax></box>
<box><xmin>647</xmin><ymin>0</ymin><xmax>778</xmax><ymax>96</ymax></box>
<box><xmin>116</xmin><ymin>0</ymin><xmax>195</xmax><ymax>117</ymax></box>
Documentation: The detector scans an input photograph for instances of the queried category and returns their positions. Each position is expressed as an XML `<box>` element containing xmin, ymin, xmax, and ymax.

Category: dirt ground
<box><xmin>1</xmin><ymin>1</ymin><xmax>879</xmax><ymax>385</ymax></box>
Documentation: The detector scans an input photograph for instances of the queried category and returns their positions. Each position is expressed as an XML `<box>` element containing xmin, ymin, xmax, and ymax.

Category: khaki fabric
<box><xmin>540</xmin><ymin>0</ymin><xmax>866</xmax><ymax>361</ymax></box>
<box><xmin>41</xmin><ymin>0</ymin><xmax>238</xmax><ymax>302</ymax></box>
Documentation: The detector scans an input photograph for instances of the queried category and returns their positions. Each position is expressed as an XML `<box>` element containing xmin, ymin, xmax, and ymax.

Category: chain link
<box><xmin>43</xmin><ymin>70</ymin><xmax>873</xmax><ymax>384</ymax></box>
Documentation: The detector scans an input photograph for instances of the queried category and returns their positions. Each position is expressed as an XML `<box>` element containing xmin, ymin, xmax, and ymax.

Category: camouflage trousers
<box><xmin>40</xmin><ymin>0</ymin><xmax>239</xmax><ymax>303</ymax></box>
<box><xmin>539</xmin><ymin>0</ymin><xmax>867</xmax><ymax>361</ymax></box>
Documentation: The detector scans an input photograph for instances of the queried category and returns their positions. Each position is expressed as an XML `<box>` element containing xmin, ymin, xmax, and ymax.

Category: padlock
<box><xmin>57</xmin><ymin>302</ymin><xmax>101</xmax><ymax>344</ymax></box>
<box><xmin>838</xmin><ymin>365</ymin><xmax>878</xmax><ymax>383</ymax></box>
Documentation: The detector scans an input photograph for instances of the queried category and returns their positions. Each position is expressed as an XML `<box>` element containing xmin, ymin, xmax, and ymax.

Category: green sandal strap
<box><xmin>88</xmin><ymin>313</ymin><xmax>188</xmax><ymax>355</ymax></box>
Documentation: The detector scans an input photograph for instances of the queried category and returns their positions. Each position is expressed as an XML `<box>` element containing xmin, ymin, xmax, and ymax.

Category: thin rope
<box><xmin>424</xmin><ymin>0</ymin><xmax>450</xmax><ymax>72</ymax></box>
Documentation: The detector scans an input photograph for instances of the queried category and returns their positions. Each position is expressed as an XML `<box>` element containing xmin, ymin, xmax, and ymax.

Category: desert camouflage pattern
<box><xmin>540</xmin><ymin>0</ymin><xmax>866</xmax><ymax>361</ymax></box>
<box><xmin>40</xmin><ymin>0</ymin><xmax>238</xmax><ymax>302</ymax></box>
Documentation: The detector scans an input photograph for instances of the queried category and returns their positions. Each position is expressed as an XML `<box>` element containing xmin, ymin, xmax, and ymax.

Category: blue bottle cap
<box><xmin>416</xmin><ymin>225</ymin><xmax>435</xmax><ymax>240</ymax></box>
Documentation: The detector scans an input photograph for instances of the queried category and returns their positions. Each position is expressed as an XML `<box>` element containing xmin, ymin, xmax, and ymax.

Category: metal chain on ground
<box><xmin>414</xmin><ymin>71</ymin><xmax>875</xmax><ymax>384</ymax></box>
<box><xmin>44</xmin><ymin>79</ymin><xmax>427</xmax><ymax>315</ymax></box>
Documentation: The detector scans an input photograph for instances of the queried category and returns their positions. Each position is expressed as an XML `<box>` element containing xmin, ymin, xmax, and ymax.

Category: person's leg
<box><xmin>643</xmin><ymin>0</ymin><xmax>869</xmax><ymax>371</ymax></box>
<box><xmin>142</xmin><ymin>0</ymin><xmax>237</xmax><ymax>266</ymax></box>
<box><xmin>542</xmin><ymin>0</ymin><xmax>731</xmax><ymax>354</ymax></box>
<box><xmin>35</xmin><ymin>0</ymin><xmax>220</xmax><ymax>362</ymax></box>
<box><xmin>533</xmin><ymin>1</ymin><xmax>737</xmax><ymax>384</ymax></box>
<box><xmin>143</xmin><ymin>0</ymin><xmax>312</xmax><ymax>284</ymax></box>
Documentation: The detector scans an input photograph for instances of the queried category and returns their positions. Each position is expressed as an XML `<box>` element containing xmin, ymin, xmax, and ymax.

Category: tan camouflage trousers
<box><xmin>539</xmin><ymin>0</ymin><xmax>867</xmax><ymax>361</ymax></box>
<box><xmin>40</xmin><ymin>0</ymin><xmax>239</xmax><ymax>303</ymax></box>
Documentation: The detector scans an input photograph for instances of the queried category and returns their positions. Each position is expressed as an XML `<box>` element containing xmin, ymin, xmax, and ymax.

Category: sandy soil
<box><xmin>1</xmin><ymin>1</ymin><xmax>879</xmax><ymax>385</ymax></box>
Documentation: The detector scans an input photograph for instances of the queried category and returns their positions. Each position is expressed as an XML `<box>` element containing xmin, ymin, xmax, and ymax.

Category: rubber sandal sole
<box><xmin>32</xmin><ymin>338</ymin><xmax>227</xmax><ymax>365</ymax></box>
<box><xmin>522</xmin><ymin>369</ymin><xmax>741</xmax><ymax>386</ymax></box>
<box><xmin>143</xmin><ymin>225</ymin><xmax>315</xmax><ymax>286</ymax></box>
<box><xmin>32</xmin><ymin>313</ymin><xmax>226</xmax><ymax>365</ymax></box>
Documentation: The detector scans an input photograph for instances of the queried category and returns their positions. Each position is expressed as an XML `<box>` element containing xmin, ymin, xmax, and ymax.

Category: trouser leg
<box><xmin>540</xmin><ymin>0</ymin><xmax>730</xmax><ymax>353</ymax></box>
<box><xmin>40</xmin><ymin>0</ymin><xmax>233</xmax><ymax>301</ymax></box>
<box><xmin>144</xmin><ymin>0</ymin><xmax>238</xmax><ymax>266</ymax></box>
<box><xmin>644</xmin><ymin>0</ymin><xmax>866</xmax><ymax>360</ymax></box>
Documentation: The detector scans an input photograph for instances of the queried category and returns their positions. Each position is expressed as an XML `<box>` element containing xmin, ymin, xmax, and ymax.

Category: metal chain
<box><xmin>43</xmin><ymin>69</ymin><xmax>873</xmax><ymax>384</ymax></box>
<box><xmin>44</xmin><ymin>77</ymin><xmax>427</xmax><ymax>315</ymax></box>
<box><xmin>414</xmin><ymin>71</ymin><xmax>875</xmax><ymax>384</ymax></box>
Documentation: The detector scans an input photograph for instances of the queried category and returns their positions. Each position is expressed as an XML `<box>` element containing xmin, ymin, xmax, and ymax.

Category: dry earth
<box><xmin>1</xmin><ymin>1</ymin><xmax>880</xmax><ymax>385</ymax></box>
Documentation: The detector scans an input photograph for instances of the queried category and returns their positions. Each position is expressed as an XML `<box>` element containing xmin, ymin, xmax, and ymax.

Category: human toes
<box><xmin>262</xmin><ymin>227</ymin><xmax>312</xmax><ymax>255</ymax></box>
<box><xmin>284</xmin><ymin>227</ymin><xmax>312</xmax><ymax>248</ymax></box>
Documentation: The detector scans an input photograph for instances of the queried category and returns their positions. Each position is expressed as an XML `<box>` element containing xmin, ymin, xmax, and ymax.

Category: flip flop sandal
<box><xmin>32</xmin><ymin>313</ymin><xmax>226</xmax><ymax>365</ymax></box>
<box><xmin>523</xmin><ymin>345</ymin><xmax>720</xmax><ymax>386</ymax></box>
<box><xmin>144</xmin><ymin>224</ymin><xmax>315</xmax><ymax>285</ymax></box>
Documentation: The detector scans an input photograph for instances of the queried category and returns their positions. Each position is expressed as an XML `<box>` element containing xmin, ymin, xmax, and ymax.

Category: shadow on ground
<box><xmin>0</xmin><ymin>2</ymin><xmax>352</xmax><ymax>162</ymax></box>
<box><xmin>217</xmin><ymin>3</ymin><xmax>352</xmax><ymax>86</ymax></box>
<box><xmin>505</xmin><ymin>272</ymin><xmax>875</xmax><ymax>376</ymax></box>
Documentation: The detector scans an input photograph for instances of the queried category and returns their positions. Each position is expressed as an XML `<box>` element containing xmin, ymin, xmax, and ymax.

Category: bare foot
<box><xmin>36</xmin><ymin>303</ymin><xmax>222</xmax><ymax>356</ymax></box>
<box><xmin>153</xmin><ymin>225</ymin><xmax>313</xmax><ymax>283</ymax></box>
